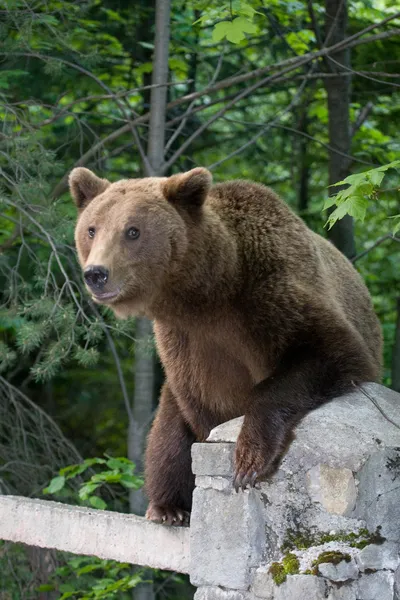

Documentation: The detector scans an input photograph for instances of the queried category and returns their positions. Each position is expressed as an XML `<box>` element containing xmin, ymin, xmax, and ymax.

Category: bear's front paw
<box><xmin>234</xmin><ymin>431</ymin><xmax>281</xmax><ymax>492</ymax></box>
<box><xmin>145</xmin><ymin>502</ymin><xmax>190</xmax><ymax>527</ymax></box>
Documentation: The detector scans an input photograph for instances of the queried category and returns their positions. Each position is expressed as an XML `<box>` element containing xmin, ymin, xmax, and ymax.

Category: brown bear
<box><xmin>70</xmin><ymin>166</ymin><xmax>382</xmax><ymax>526</ymax></box>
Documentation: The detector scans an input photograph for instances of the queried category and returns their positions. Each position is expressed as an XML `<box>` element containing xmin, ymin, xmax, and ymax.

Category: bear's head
<box><xmin>70</xmin><ymin>167</ymin><xmax>212</xmax><ymax>318</ymax></box>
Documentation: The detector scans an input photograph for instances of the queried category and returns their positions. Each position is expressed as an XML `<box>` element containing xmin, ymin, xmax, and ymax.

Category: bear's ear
<box><xmin>69</xmin><ymin>167</ymin><xmax>110</xmax><ymax>210</ymax></box>
<box><xmin>162</xmin><ymin>168</ymin><xmax>212</xmax><ymax>210</ymax></box>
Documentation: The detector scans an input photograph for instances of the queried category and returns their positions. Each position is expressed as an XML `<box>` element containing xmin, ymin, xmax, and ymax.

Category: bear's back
<box><xmin>206</xmin><ymin>179</ymin><xmax>382</xmax><ymax>371</ymax></box>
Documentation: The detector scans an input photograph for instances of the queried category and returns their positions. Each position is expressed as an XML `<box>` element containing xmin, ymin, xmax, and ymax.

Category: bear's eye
<box><xmin>126</xmin><ymin>227</ymin><xmax>140</xmax><ymax>240</ymax></box>
<box><xmin>88</xmin><ymin>227</ymin><xmax>95</xmax><ymax>239</ymax></box>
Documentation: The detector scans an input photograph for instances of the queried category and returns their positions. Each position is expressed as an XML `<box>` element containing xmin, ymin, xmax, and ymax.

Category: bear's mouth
<box><xmin>91</xmin><ymin>288</ymin><xmax>121</xmax><ymax>303</ymax></box>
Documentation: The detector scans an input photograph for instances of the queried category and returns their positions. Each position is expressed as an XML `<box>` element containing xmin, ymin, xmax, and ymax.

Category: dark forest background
<box><xmin>0</xmin><ymin>0</ymin><xmax>399</xmax><ymax>598</ymax></box>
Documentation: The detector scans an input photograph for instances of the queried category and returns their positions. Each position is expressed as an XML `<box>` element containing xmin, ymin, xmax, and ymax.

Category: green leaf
<box><xmin>212</xmin><ymin>21</ymin><xmax>230</xmax><ymax>42</ymax></box>
<box><xmin>119</xmin><ymin>474</ymin><xmax>141</xmax><ymax>489</ymax></box>
<box><xmin>36</xmin><ymin>584</ymin><xmax>55</xmax><ymax>592</ymax></box>
<box><xmin>43</xmin><ymin>475</ymin><xmax>65</xmax><ymax>495</ymax></box>
<box><xmin>60</xmin><ymin>463</ymin><xmax>87</xmax><ymax>478</ymax></box>
<box><xmin>391</xmin><ymin>216</ymin><xmax>400</xmax><ymax>235</ymax></box>
<box><xmin>106</xmin><ymin>457</ymin><xmax>135</xmax><ymax>471</ymax></box>
<box><xmin>89</xmin><ymin>496</ymin><xmax>107</xmax><ymax>510</ymax></box>
<box><xmin>79</xmin><ymin>482</ymin><xmax>98</xmax><ymax>500</ymax></box>
<box><xmin>212</xmin><ymin>17</ymin><xmax>256</xmax><ymax>44</ymax></box>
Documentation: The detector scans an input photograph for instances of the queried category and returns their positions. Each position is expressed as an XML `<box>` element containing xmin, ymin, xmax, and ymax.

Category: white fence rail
<box><xmin>0</xmin><ymin>495</ymin><xmax>190</xmax><ymax>574</ymax></box>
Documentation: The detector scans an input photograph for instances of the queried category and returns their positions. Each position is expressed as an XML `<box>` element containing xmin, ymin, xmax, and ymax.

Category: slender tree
<box><xmin>129</xmin><ymin>1</ymin><xmax>171</xmax><ymax>598</ymax></box>
<box><xmin>324</xmin><ymin>0</ymin><xmax>356</xmax><ymax>259</ymax></box>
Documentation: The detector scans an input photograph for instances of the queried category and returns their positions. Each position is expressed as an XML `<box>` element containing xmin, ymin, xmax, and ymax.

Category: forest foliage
<box><xmin>0</xmin><ymin>0</ymin><xmax>399</xmax><ymax>597</ymax></box>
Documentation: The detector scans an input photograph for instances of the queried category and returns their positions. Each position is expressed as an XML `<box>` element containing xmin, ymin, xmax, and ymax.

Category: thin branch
<box><xmin>162</xmin><ymin>57</ymin><xmax>314</xmax><ymax>172</ymax></box>
<box><xmin>220</xmin><ymin>119</ymin><xmax>375</xmax><ymax>167</ymax></box>
<box><xmin>351</xmin><ymin>101</ymin><xmax>374</xmax><ymax>137</ymax></box>
<box><xmin>89</xmin><ymin>303</ymin><xmax>134</xmax><ymax>425</ymax></box>
<box><xmin>164</xmin><ymin>51</ymin><xmax>225</xmax><ymax>156</ymax></box>
<box><xmin>356</xmin><ymin>382</ymin><xmax>400</xmax><ymax>430</ymax></box>
<box><xmin>207</xmin><ymin>61</ymin><xmax>316</xmax><ymax>170</ymax></box>
<box><xmin>0</xmin><ymin>225</ymin><xmax>20</xmax><ymax>252</ymax></box>
<box><xmin>327</xmin><ymin>54</ymin><xmax>400</xmax><ymax>88</ymax></box>
<box><xmin>351</xmin><ymin>233</ymin><xmax>400</xmax><ymax>263</ymax></box>
<box><xmin>48</xmin><ymin>17</ymin><xmax>400</xmax><ymax>195</ymax></box>
<box><xmin>307</xmin><ymin>1</ymin><xmax>323</xmax><ymax>48</ymax></box>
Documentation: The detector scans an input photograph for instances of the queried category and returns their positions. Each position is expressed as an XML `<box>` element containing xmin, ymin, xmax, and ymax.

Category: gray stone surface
<box><xmin>195</xmin><ymin>588</ymin><xmax>248</xmax><ymax>600</ymax></box>
<box><xmin>251</xmin><ymin>567</ymin><xmax>275</xmax><ymax>599</ymax></box>
<box><xmin>284</xmin><ymin>383</ymin><xmax>400</xmax><ymax>473</ymax></box>
<box><xmin>317</xmin><ymin>559</ymin><xmax>358</xmax><ymax>581</ymax></box>
<box><xmin>207</xmin><ymin>417</ymin><xmax>244</xmax><ymax>442</ymax></box>
<box><xmin>326</xmin><ymin>584</ymin><xmax>357</xmax><ymax>600</ymax></box>
<box><xmin>395</xmin><ymin>565</ymin><xmax>400</xmax><ymax>600</ymax></box>
<box><xmin>356</xmin><ymin>542</ymin><xmax>400</xmax><ymax>572</ymax></box>
<box><xmin>195</xmin><ymin>476</ymin><xmax>232</xmax><ymax>491</ymax></box>
<box><xmin>356</xmin><ymin>571</ymin><xmax>395</xmax><ymax>600</ymax></box>
<box><xmin>192</xmin><ymin>442</ymin><xmax>235</xmax><ymax>477</ymax></box>
<box><xmin>306</xmin><ymin>465</ymin><xmax>357</xmax><ymax>516</ymax></box>
<box><xmin>258</xmin><ymin>383</ymin><xmax>400</xmax><ymax>560</ymax></box>
<box><xmin>274</xmin><ymin>575</ymin><xmax>326</xmax><ymax>600</ymax></box>
<box><xmin>352</xmin><ymin>447</ymin><xmax>400</xmax><ymax>542</ymax></box>
<box><xmin>190</xmin><ymin>487</ymin><xmax>264</xmax><ymax>589</ymax></box>
<box><xmin>207</xmin><ymin>417</ymin><xmax>244</xmax><ymax>443</ymax></box>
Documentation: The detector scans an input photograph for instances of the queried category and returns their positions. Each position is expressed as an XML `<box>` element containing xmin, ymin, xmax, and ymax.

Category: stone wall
<box><xmin>190</xmin><ymin>383</ymin><xmax>400</xmax><ymax>600</ymax></box>
<box><xmin>1</xmin><ymin>383</ymin><xmax>400</xmax><ymax>600</ymax></box>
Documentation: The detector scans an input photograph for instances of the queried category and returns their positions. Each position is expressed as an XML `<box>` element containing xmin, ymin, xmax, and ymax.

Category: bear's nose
<box><xmin>84</xmin><ymin>265</ymin><xmax>109</xmax><ymax>289</ymax></box>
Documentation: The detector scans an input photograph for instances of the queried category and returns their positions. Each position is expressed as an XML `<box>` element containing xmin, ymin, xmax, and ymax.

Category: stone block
<box><xmin>317</xmin><ymin>559</ymin><xmax>358</xmax><ymax>582</ymax></box>
<box><xmin>194</xmin><ymin>587</ymin><xmax>248</xmax><ymax>600</ymax></box>
<box><xmin>327</xmin><ymin>584</ymin><xmax>357</xmax><ymax>600</ymax></box>
<box><xmin>356</xmin><ymin>571</ymin><xmax>395</xmax><ymax>600</ymax></box>
<box><xmin>195</xmin><ymin>476</ymin><xmax>232</xmax><ymax>491</ymax></box>
<box><xmin>356</xmin><ymin>542</ymin><xmax>400</xmax><ymax>572</ymax></box>
<box><xmin>274</xmin><ymin>575</ymin><xmax>326</xmax><ymax>600</ymax></box>
<box><xmin>353</xmin><ymin>447</ymin><xmax>400</xmax><ymax>542</ymax></box>
<box><xmin>190</xmin><ymin>487</ymin><xmax>264</xmax><ymax>590</ymax></box>
<box><xmin>306</xmin><ymin>464</ymin><xmax>357</xmax><ymax>516</ymax></box>
<box><xmin>251</xmin><ymin>567</ymin><xmax>275</xmax><ymax>599</ymax></box>
<box><xmin>207</xmin><ymin>417</ymin><xmax>244</xmax><ymax>443</ymax></box>
<box><xmin>192</xmin><ymin>443</ymin><xmax>235</xmax><ymax>477</ymax></box>
<box><xmin>394</xmin><ymin>565</ymin><xmax>400</xmax><ymax>600</ymax></box>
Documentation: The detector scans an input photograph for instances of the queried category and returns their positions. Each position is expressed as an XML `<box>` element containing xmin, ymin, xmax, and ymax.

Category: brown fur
<box><xmin>70</xmin><ymin>167</ymin><xmax>382</xmax><ymax>525</ymax></box>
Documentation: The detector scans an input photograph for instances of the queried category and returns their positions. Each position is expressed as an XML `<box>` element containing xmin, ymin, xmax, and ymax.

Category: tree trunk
<box><xmin>129</xmin><ymin>1</ymin><xmax>171</xmax><ymax>598</ymax></box>
<box><xmin>297</xmin><ymin>106</ymin><xmax>310</xmax><ymax>214</ymax></box>
<box><xmin>129</xmin><ymin>318</ymin><xmax>155</xmax><ymax>517</ymax></box>
<box><xmin>392</xmin><ymin>297</ymin><xmax>400</xmax><ymax>392</ymax></box>
<box><xmin>324</xmin><ymin>0</ymin><xmax>356</xmax><ymax>259</ymax></box>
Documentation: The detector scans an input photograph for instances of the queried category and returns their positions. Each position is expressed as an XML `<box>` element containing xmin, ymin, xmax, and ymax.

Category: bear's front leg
<box><xmin>145</xmin><ymin>384</ymin><xmax>195</xmax><ymax>526</ymax></box>
<box><xmin>234</xmin><ymin>334</ymin><xmax>376</xmax><ymax>491</ymax></box>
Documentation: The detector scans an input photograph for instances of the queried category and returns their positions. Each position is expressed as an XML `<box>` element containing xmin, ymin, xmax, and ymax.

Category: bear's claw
<box><xmin>146</xmin><ymin>503</ymin><xmax>190</xmax><ymax>527</ymax></box>
<box><xmin>233</xmin><ymin>470</ymin><xmax>258</xmax><ymax>492</ymax></box>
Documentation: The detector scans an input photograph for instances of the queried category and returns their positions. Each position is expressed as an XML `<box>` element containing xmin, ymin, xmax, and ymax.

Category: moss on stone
<box><xmin>280</xmin><ymin>528</ymin><xmax>316</xmax><ymax>552</ymax></box>
<box><xmin>312</xmin><ymin>551</ymin><xmax>351</xmax><ymax>568</ymax></box>
<box><xmin>281</xmin><ymin>526</ymin><xmax>386</xmax><ymax>553</ymax></box>
<box><xmin>269</xmin><ymin>562</ymin><xmax>287</xmax><ymax>585</ymax></box>
<box><xmin>269</xmin><ymin>553</ymin><xmax>300</xmax><ymax>585</ymax></box>
<box><xmin>282</xmin><ymin>553</ymin><xmax>300</xmax><ymax>575</ymax></box>
<box><xmin>349</xmin><ymin>527</ymin><xmax>385</xmax><ymax>549</ymax></box>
